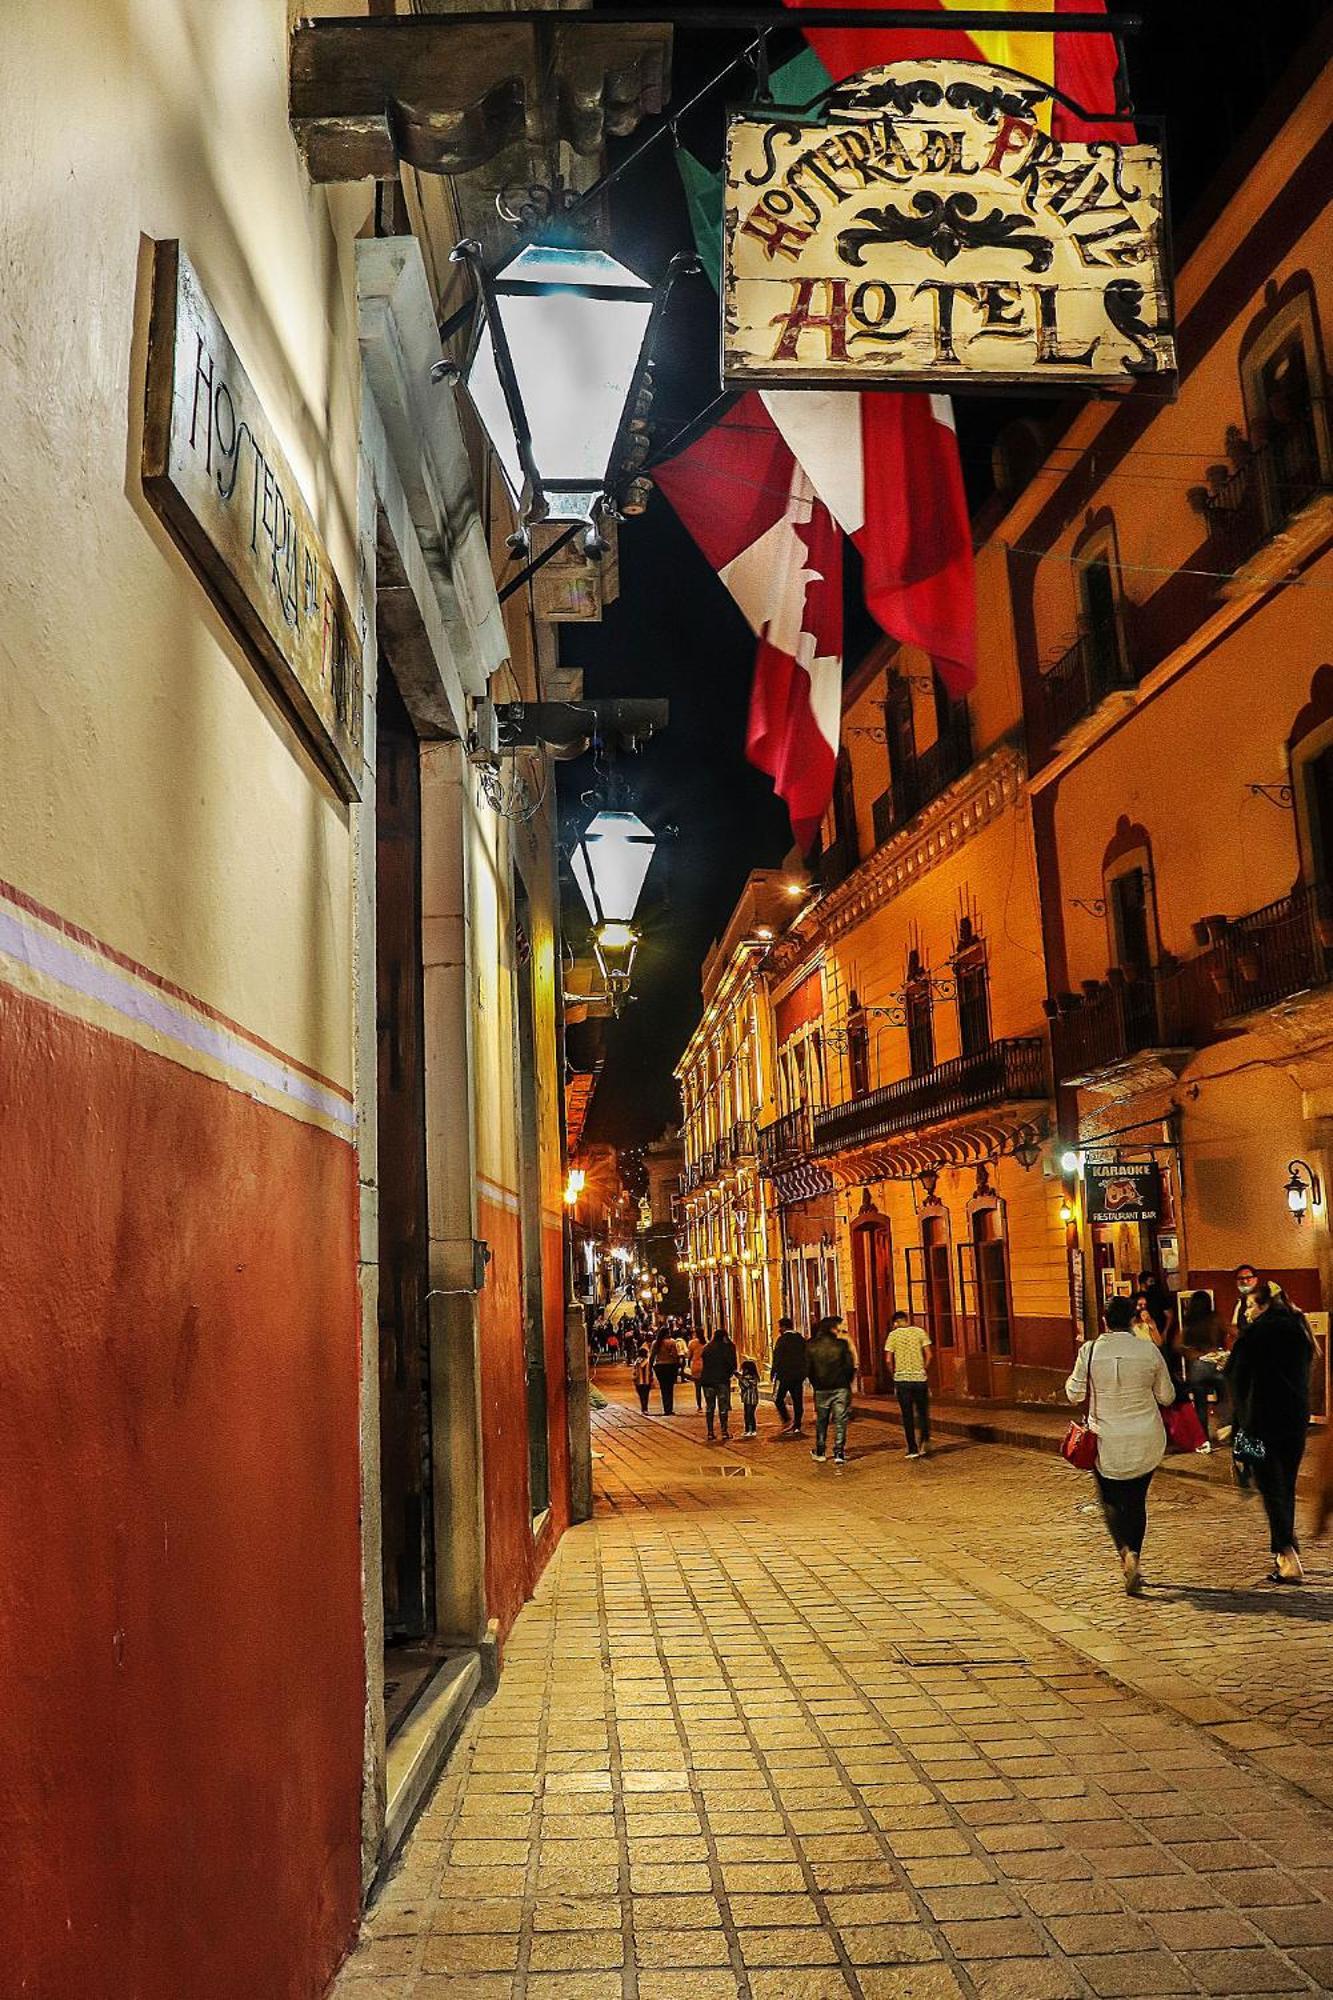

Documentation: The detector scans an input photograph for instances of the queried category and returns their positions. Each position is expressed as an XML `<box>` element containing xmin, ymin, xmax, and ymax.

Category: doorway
<box><xmin>375</xmin><ymin>661</ymin><xmax>435</xmax><ymax>1715</ymax></box>
<box><xmin>850</xmin><ymin>1202</ymin><xmax>894</xmax><ymax>1392</ymax></box>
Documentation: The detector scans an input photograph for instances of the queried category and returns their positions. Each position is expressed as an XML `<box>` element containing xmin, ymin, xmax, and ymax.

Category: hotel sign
<box><xmin>143</xmin><ymin>241</ymin><xmax>363</xmax><ymax>799</ymax></box>
<box><xmin>722</xmin><ymin>60</ymin><xmax>1175</xmax><ymax>393</ymax></box>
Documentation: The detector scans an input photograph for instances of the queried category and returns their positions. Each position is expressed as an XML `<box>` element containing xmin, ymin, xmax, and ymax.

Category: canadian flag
<box><xmin>763</xmin><ymin>388</ymin><xmax>974</xmax><ymax>696</ymax></box>
<box><xmin>654</xmin><ymin>397</ymin><xmax>842</xmax><ymax>851</ymax></box>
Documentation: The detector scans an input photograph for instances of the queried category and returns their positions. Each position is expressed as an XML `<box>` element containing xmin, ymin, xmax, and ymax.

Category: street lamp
<box><xmin>571</xmin><ymin>807</ymin><xmax>658</xmax><ymax>1014</ymax></box>
<box><xmin>1284</xmin><ymin>1158</ymin><xmax>1322</xmax><ymax>1223</ymax></box>
<box><xmin>449</xmin><ymin>238</ymin><xmax>695</xmax><ymax>555</ymax></box>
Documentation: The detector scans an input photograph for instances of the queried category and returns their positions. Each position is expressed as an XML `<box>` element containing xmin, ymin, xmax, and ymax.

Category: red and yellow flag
<box><xmin>781</xmin><ymin>0</ymin><xmax>1134</xmax><ymax>142</ymax></box>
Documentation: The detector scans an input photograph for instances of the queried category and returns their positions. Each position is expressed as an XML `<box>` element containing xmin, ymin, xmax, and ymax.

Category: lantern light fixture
<box><xmin>1284</xmin><ymin>1158</ymin><xmax>1322</xmax><ymax>1223</ymax></box>
<box><xmin>1059</xmin><ymin>1147</ymin><xmax>1083</xmax><ymax>1176</ymax></box>
<box><xmin>1059</xmin><ymin>1197</ymin><xmax>1076</xmax><ymax>1226</ymax></box>
<box><xmin>1013</xmin><ymin>1132</ymin><xmax>1041</xmax><ymax>1173</ymax></box>
<box><xmin>570</xmin><ymin>807</ymin><xmax>659</xmax><ymax>1015</ymax></box>
<box><xmin>447</xmin><ymin>237</ymin><xmax>696</xmax><ymax>556</ymax></box>
<box><xmin>563</xmin><ymin>1167</ymin><xmax>586</xmax><ymax>1208</ymax></box>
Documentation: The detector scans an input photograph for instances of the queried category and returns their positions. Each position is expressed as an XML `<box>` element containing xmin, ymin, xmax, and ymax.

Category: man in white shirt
<box><xmin>884</xmin><ymin>1310</ymin><xmax>933</xmax><ymax>1459</ymax></box>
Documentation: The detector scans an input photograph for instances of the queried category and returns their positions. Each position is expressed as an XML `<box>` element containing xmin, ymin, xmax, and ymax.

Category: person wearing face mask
<box><xmin>1233</xmin><ymin>1264</ymin><xmax>1263</xmax><ymax>1330</ymax></box>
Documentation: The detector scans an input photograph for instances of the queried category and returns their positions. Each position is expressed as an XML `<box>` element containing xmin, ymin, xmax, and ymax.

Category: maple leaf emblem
<box><xmin>794</xmin><ymin>505</ymin><xmax>842</xmax><ymax>651</ymax></box>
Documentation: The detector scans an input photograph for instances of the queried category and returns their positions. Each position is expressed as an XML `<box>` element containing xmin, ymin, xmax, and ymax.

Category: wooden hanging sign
<box><xmin>722</xmin><ymin>59</ymin><xmax>1175</xmax><ymax>394</ymax></box>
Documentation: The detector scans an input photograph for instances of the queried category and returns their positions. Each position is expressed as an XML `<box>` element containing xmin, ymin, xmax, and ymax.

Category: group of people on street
<box><xmin>627</xmin><ymin>1306</ymin><xmax>940</xmax><ymax>1466</ymax></box>
<box><xmin>1066</xmin><ymin>1262</ymin><xmax>1318</xmax><ymax>1593</ymax></box>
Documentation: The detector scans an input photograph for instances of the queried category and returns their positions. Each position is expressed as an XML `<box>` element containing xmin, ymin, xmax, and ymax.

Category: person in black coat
<box><xmin>770</xmin><ymin>1317</ymin><xmax>810</xmax><ymax>1437</ymax></box>
<box><xmin>700</xmin><ymin>1327</ymin><xmax>738</xmax><ymax>1441</ymax></box>
<box><xmin>1225</xmin><ymin>1282</ymin><xmax>1315</xmax><ymax>1582</ymax></box>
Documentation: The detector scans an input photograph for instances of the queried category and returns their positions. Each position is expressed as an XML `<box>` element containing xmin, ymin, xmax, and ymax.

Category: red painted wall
<box><xmin>476</xmin><ymin>1195</ymin><xmax>570</xmax><ymax>1641</ymax></box>
<box><xmin>0</xmin><ymin>987</ymin><xmax>365</xmax><ymax>2000</ymax></box>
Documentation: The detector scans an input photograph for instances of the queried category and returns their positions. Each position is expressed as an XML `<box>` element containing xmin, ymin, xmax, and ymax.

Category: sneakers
<box><xmin>920</xmin><ymin>1439</ymin><xmax>930</xmax><ymax>1458</ymax></box>
<box><xmin>811</xmin><ymin>1448</ymin><xmax>826</xmax><ymax>1463</ymax></box>
<box><xmin>1194</xmin><ymin>1440</ymin><xmax>1212</xmax><ymax>1454</ymax></box>
<box><xmin>1122</xmin><ymin>1550</ymin><xmax>1142</xmax><ymax>1596</ymax></box>
<box><xmin>791</xmin><ymin>1426</ymin><xmax>804</xmax><ymax>1438</ymax></box>
<box><xmin>833</xmin><ymin>1452</ymin><xmax>846</xmax><ymax>1466</ymax></box>
<box><xmin>906</xmin><ymin>1450</ymin><xmax>921</xmax><ymax>1460</ymax></box>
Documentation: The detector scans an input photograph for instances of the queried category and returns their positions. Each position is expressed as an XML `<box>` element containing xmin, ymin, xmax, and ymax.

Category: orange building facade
<box><xmin>677</xmin><ymin>41</ymin><xmax>1333</xmax><ymax>1412</ymax></box>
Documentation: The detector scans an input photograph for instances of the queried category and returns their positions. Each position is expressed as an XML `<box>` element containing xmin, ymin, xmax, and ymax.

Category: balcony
<box><xmin>871</xmin><ymin>707</ymin><xmax>974</xmax><ymax>847</ymax></box>
<box><xmin>757</xmin><ymin>1107</ymin><xmax>815</xmax><ymax>1175</ymax></box>
<box><xmin>1198</xmin><ymin>401</ymin><xmax>1331</xmax><ymax>578</ymax></box>
<box><xmin>810</xmin><ymin>1037</ymin><xmax>1049</xmax><ymax>1156</ymax></box>
<box><xmin>729</xmin><ymin>1118</ymin><xmax>756</xmax><ymax>1161</ymax></box>
<box><xmin>1051</xmin><ymin>881</ymin><xmax>1333</xmax><ymax>1087</ymax></box>
<box><xmin>1040</xmin><ymin>614</ymin><xmax>1137</xmax><ymax>749</ymax></box>
<box><xmin>817</xmin><ymin>832</ymin><xmax>857</xmax><ymax>891</ymax></box>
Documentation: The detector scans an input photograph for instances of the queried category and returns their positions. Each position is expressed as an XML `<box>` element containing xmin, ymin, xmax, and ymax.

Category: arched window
<box><xmin>921</xmin><ymin>1207</ymin><xmax>956</xmax><ymax>1349</ymax></box>
<box><xmin>971</xmin><ymin>1200</ymin><xmax>1014</xmax><ymax>1358</ymax></box>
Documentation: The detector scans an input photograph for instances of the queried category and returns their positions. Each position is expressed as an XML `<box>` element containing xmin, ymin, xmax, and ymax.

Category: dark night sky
<box><xmin>559</xmin><ymin>0</ymin><xmax>1324</xmax><ymax>1150</ymax></box>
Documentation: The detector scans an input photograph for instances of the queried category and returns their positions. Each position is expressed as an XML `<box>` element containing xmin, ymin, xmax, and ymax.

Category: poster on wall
<box><xmin>1086</xmin><ymin>1160</ymin><xmax>1162</xmax><ymax>1226</ymax></box>
<box><xmin>722</xmin><ymin>59</ymin><xmax>1175</xmax><ymax>392</ymax></box>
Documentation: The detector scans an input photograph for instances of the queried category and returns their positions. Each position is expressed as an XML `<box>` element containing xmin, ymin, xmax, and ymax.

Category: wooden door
<box><xmin>851</xmin><ymin>1216</ymin><xmax>895</xmax><ymax>1393</ymax></box>
<box><xmin>376</xmin><ymin>664</ymin><xmax>432</xmax><ymax>1639</ymax></box>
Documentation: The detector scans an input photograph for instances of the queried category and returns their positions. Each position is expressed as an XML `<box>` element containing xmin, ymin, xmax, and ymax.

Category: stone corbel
<box><xmin>291</xmin><ymin>17</ymin><xmax>672</xmax><ymax>184</ymax></box>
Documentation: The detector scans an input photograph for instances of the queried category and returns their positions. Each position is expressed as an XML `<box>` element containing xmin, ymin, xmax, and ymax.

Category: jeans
<box><xmin>775</xmin><ymin>1378</ymin><xmax>806</xmax><ymax>1430</ymax></box>
<box><xmin>703</xmin><ymin>1383</ymin><xmax>732</xmax><ymax>1436</ymax></box>
<box><xmin>693</xmin><ymin>1377</ymin><xmax>704</xmax><ymax>1409</ymax></box>
<box><xmin>635</xmin><ymin>1380</ymin><xmax>651</xmax><ymax>1412</ymax></box>
<box><xmin>1093</xmin><ymin>1468</ymin><xmax>1154</xmax><ymax>1556</ymax></box>
<box><xmin>1254</xmin><ymin>1429</ymin><xmax>1308</xmax><ymax>1554</ymax></box>
<box><xmin>654</xmin><ymin>1364</ymin><xmax>678</xmax><ymax>1415</ymax></box>
<box><xmin>896</xmin><ymin>1381</ymin><xmax>931</xmax><ymax>1453</ymax></box>
<box><xmin>814</xmin><ymin>1385</ymin><xmax>851</xmax><ymax>1458</ymax></box>
<box><xmin>1187</xmin><ymin>1357</ymin><xmax>1228</xmax><ymax>1435</ymax></box>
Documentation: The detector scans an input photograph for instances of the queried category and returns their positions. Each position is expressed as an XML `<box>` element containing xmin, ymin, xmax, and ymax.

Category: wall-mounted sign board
<box><xmin>723</xmin><ymin>59</ymin><xmax>1175</xmax><ymax>394</ymax></box>
<box><xmin>1086</xmin><ymin>1159</ymin><xmax>1162</xmax><ymax>1226</ymax></box>
<box><xmin>142</xmin><ymin>240</ymin><xmax>363</xmax><ymax>799</ymax></box>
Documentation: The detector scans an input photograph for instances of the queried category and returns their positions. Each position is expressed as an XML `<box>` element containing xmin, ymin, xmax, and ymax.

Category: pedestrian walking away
<box><xmin>1225</xmin><ymin>1280</ymin><xmax>1316</xmax><ymax>1583</ymax></box>
<box><xmin>651</xmin><ymin>1327</ymin><xmax>681</xmax><ymax>1417</ymax></box>
<box><xmin>738</xmin><ymin>1358</ymin><xmax>761</xmax><ymax>1436</ymax></box>
<box><xmin>686</xmin><ymin>1327</ymin><xmax>706</xmax><ymax>1410</ymax></box>
<box><xmin>631</xmin><ymin>1337</ymin><xmax>654</xmax><ymax>1414</ymax></box>
<box><xmin>884</xmin><ymin>1309</ymin><xmax>932</xmax><ymax>1458</ymax></box>
<box><xmin>770</xmin><ymin>1316</ymin><xmax>809</xmax><ymax>1436</ymax></box>
<box><xmin>700</xmin><ymin>1326</ymin><xmax>737</xmax><ymax>1440</ymax></box>
<box><xmin>807</xmin><ymin>1314</ymin><xmax>856</xmax><ymax>1465</ymax></box>
<box><xmin>1065</xmin><ymin>1295</ymin><xmax>1175</xmax><ymax>1595</ymax></box>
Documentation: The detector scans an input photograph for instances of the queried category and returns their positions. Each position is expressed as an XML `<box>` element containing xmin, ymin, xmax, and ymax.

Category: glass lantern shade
<box><xmin>464</xmin><ymin>245</ymin><xmax>656</xmax><ymax>523</ymax></box>
<box><xmin>571</xmin><ymin>810</ymin><xmax>656</xmax><ymax>928</ymax></box>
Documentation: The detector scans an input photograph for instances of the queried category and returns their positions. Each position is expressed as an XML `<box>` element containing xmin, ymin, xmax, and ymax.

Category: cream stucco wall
<box><xmin>1</xmin><ymin>0</ymin><xmax>368</xmax><ymax>1084</ymax></box>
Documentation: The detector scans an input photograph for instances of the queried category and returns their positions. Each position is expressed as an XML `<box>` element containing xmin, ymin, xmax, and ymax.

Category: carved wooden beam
<box><xmin>290</xmin><ymin>17</ymin><xmax>673</xmax><ymax>183</ymax></box>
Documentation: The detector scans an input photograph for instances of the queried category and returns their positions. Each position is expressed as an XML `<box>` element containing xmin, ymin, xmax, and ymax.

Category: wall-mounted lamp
<box><xmin>1059</xmin><ymin>1147</ymin><xmax>1084</xmax><ymax>1176</ymax></box>
<box><xmin>1284</xmin><ymin>1158</ymin><xmax>1322</xmax><ymax>1224</ymax></box>
<box><xmin>1012</xmin><ymin>1132</ymin><xmax>1041</xmax><ymax>1172</ymax></box>
<box><xmin>1059</xmin><ymin>1197</ymin><xmax>1076</xmax><ymax>1226</ymax></box>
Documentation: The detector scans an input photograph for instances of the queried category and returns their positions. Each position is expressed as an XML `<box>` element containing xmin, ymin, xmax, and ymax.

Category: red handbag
<box><xmin>1060</xmin><ymin>1350</ymin><xmax>1099</xmax><ymax>1469</ymax></box>
<box><xmin>1060</xmin><ymin>1417</ymin><xmax>1098</xmax><ymax>1469</ymax></box>
<box><xmin>1163</xmin><ymin>1400</ymin><xmax>1206</xmax><ymax>1453</ymax></box>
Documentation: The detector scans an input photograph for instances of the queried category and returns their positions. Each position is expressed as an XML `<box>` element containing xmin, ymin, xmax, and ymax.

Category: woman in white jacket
<box><xmin>1066</xmin><ymin>1294</ymin><xmax>1176</xmax><ymax>1595</ymax></box>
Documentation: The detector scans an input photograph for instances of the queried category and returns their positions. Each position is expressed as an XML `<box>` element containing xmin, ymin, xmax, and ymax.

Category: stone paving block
<box><xmin>747</xmin><ymin>1973</ymin><xmax>858</xmax><ymax>1999</ymax></box>
<box><xmin>527</xmin><ymin>1931</ymin><xmax>625</xmax><ymax>1972</ymax></box>
<box><xmin>837</xmin><ymin>1923</ymin><xmax>944</xmax><ymax>1965</ymax></box>
<box><xmin>630</xmin><ymin>1862</ymin><xmax>715</xmax><ymax>1894</ymax></box>
<box><xmin>737</xmin><ymin>1926</ymin><xmax>840</xmax><ymax>1966</ymax></box>
<box><xmin>634</xmin><ymin>1894</ymin><xmax>727</xmax><ymax>1929</ymax></box>
<box><xmin>428</xmin><ymin>1899</ymin><xmax>523</xmax><ymax>1935</ymax></box>
<box><xmin>727</xmin><ymin>1893</ymin><xmax>824</xmax><ymax>1928</ymax></box>
<box><xmin>636</xmin><ymin>1974</ymin><xmax>743</xmax><ymax>2000</ymax></box>
<box><xmin>1077</xmin><ymin>1951</ymin><xmax>1196</xmax><ymax>1995</ymax></box>
<box><xmin>855</xmin><ymin>1968</ymin><xmax>968</xmax><ymax>1997</ymax></box>
<box><xmin>408</xmin><ymin>1978</ymin><xmax>512</xmax><ymax>2000</ymax></box>
<box><xmin>529</xmin><ymin>1896</ymin><xmax>621</xmax><ymax>1932</ymax></box>
<box><xmin>420</xmin><ymin>1934</ymin><xmax>521</xmax><ymax>1974</ymax></box>
<box><xmin>635</xmin><ymin>1929</ymin><xmax>733</xmax><ymax>1968</ymax></box>
<box><xmin>1145</xmin><ymin>1908</ymin><xmax>1263</xmax><ymax>1950</ymax></box>
<box><xmin>961</xmin><ymin>1961</ymin><xmax>1081</xmax><ymax>1998</ymax></box>
<box><xmin>522</xmin><ymin>1976</ymin><xmax>623</xmax><ymax>2000</ymax></box>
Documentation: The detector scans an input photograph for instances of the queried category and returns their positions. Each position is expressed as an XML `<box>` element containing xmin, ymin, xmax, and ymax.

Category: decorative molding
<box><xmin>819</xmin><ymin>742</ymin><xmax>1026</xmax><ymax>945</ymax></box>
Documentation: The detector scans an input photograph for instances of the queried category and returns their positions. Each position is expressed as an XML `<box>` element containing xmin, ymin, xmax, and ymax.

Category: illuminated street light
<box><xmin>1059</xmin><ymin>1147</ymin><xmax>1083</xmax><ymax>1176</ymax></box>
<box><xmin>571</xmin><ymin>808</ymin><xmax>659</xmax><ymax>1015</ymax></box>
<box><xmin>1285</xmin><ymin>1158</ymin><xmax>1322</xmax><ymax>1223</ymax></box>
<box><xmin>563</xmin><ymin>1167</ymin><xmax>586</xmax><ymax>1207</ymax></box>
<box><xmin>449</xmin><ymin>239</ymin><xmax>695</xmax><ymax>555</ymax></box>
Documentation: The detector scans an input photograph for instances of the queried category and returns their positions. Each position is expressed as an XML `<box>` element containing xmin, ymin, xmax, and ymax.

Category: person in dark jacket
<box><xmin>1225</xmin><ymin>1282</ymin><xmax>1315</xmax><ymax>1582</ymax></box>
<box><xmin>1180</xmin><ymin>1289</ymin><xmax>1230</xmax><ymax>1447</ymax></box>
<box><xmin>770</xmin><ymin>1317</ymin><xmax>809</xmax><ymax>1437</ymax></box>
<box><xmin>650</xmin><ymin>1328</ymin><xmax>682</xmax><ymax>1416</ymax></box>
<box><xmin>807</xmin><ymin>1314</ymin><xmax>856</xmax><ymax>1465</ymax></box>
<box><xmin>700</xmin><ymin>1326</ymin><xmax>738</xmax><ymax>1441</ymax></box>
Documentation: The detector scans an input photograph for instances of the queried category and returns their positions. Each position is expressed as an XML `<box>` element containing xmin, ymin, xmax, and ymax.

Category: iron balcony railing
<box><xmin>1050</xmin><ymin>881</ymin><xmax>1333</xmax><ymax>1085</ymax></box>
<box><xmin>871</xmin><ymin>706</ymin><xmax>974</xmax><ymax>848</ymax></box>
<box><xmin>729</xmin><ymin>1118</ymin><xmax>756</xmax><ymax>1160</ymax></box>
<box><xmin>757</xmin><ymin>1106</ymin><xmax>816</xmax><ymax>1175</ymax></box>
<box><xmin>810</xmin><ymin>1036</ymin><xmax>1049</xmax><ymax>1156</ymax></box>
<box><xmin>1200</xmin><ymin>401</ymin><xmax>1330</xmax><ymax>574</ymax></box>
<box><xmin>1041</xmin><ymin>614</ymin><xmax>1137</xmax><ymax>747</ymax></box>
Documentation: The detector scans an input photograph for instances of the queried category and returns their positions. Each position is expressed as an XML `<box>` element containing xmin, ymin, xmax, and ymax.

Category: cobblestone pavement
<box><xmin>338</xmin><ymin>1392</ymin><xmax>1333</xmax><ymax>2000</ymax></box>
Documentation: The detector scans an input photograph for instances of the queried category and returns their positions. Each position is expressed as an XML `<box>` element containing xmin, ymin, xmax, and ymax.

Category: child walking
<box><xmin>738</xmin><ymin>1358</ymin><xmax>762</xmax><ymax>1437</ymax></box>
